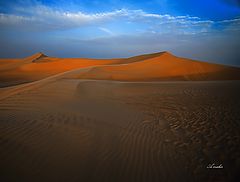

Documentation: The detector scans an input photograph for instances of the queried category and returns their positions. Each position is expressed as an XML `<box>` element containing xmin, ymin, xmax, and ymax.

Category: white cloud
<box><xmin>0</xmin><ymin>13</ymin><xmax>36</xmax><ymax>25</ymax></box>
<box><xmin>99</xmin><ymin>27</ymin><xmax>114</xmax><ymax>35</ymax></box>
<box><xmin>0</xmin><ymin>4</ymin><xmax>240</xmax><ymax>36</ymax></box>
<box><xmin>0</xmin><ymin>8</ymin><xmax>131</xmax><ymax>30</ymax></box>
<box><xmin>1</xmin><ymin>4</ymin><xmax>237</xmax><ymax>35</ymax></box>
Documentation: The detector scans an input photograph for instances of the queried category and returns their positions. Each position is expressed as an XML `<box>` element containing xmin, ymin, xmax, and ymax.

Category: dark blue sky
<box><xmin>0</xmin><ymin>0</ymin><xmax>240</xmax><ymax>65</ymax></box>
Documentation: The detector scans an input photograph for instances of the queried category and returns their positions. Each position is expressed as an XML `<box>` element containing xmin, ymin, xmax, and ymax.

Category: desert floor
<box><xmin>0</xmin><ymin>78</ymin><xmax>240</xmax><ymax>181</ymax></box>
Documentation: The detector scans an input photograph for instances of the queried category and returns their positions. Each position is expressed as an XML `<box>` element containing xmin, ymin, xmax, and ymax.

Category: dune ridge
<box><xmin>26</xmin><ymin>52</ymin><xmax>47</xmax><ymax>62</ymax></box>
<box><xmin>0</xmin><ymin>53</ymin><xmax>118</xmax><ymax>87</ymax></box>
<box><xmin>0</xmin><ymin>51</ymin><xmax>240</xmax><ymax>87</ymax></box>
<box><xmin>72</xmin><ymin>52</ymin><xmax>240</xmax><ymax>81</ymax></box>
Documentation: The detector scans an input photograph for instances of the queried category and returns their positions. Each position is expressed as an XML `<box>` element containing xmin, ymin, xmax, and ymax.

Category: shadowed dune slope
<box><xmin>72</xmin><ymin>52</ymin><xmax>240</xmax><ymax>81</ymax></box>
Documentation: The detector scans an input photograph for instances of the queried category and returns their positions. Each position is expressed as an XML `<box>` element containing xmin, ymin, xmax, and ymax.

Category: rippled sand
<box><xmin>0</xmin><ymin>79</ymin><xmax>240</xmax><ymax>182</ymax></box>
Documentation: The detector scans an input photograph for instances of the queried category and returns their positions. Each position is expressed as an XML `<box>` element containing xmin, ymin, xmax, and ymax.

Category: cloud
<box><xmin>0</xmin><ymin>7</ymin><xmax>127</xmax><ymax>30</ymax></box>
<box><xmin>0</xmin><ymin>4</ymin><xmax>235</xmax><ymax>34</ymax></box>
<box><xmin>99</xmin><ymin>27</ymin><xmax>114</xmax><ymax>35</ymax></box>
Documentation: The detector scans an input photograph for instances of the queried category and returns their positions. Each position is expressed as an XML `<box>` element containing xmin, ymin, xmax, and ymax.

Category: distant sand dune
<box><xmin>72</xmin><ymin>52</ymin><xmax>240</xmax><ymax>81</ymax></box>
<box><xmin>1</xmin><ymin>51</ymin><xmax>240</xmax><ymax>87</ymax></box>
<box><xmin>0</xmin><ymin>52</ymin><xmax>118</xmax><ymax>87</ymax></box>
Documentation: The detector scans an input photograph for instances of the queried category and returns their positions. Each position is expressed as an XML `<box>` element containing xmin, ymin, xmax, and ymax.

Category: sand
<box><xmin>73</xmin><ymin>52</ymin><xmax>240</xmax><ymax>81</ymax></box>
<box><xmin>0</xmin><ymin>76</ymin><xmax>240</xmax><ymax>181</ymax></box>
<box><xmin>1</xmin><ymin>52</ymin><xmax>240</xmax><ymax>181</ymax></box>
<box><xmin>0</xmin><ymin>52</ymin><xmax>119</xmax><ymax>87</ymax></box>
<box><xmin>1</xmin><ymin>51</ymin><xmax>240</xmax><ymax>88</ymax></box>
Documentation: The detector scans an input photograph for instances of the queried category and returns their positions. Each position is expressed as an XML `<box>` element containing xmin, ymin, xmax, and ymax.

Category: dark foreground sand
<box><xmin>0</xmin><ymin>79</ymin><xmax>240</xmax><ymax>182</ymax></box>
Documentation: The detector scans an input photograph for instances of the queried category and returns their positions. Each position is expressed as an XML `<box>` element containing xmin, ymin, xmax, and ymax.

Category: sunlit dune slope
<box><xmin>114</xmin><ymin>51</ymin><xmax>168</xmax><ymax>64</ymax></box>
<box><xmin>0</xmin><ymin>52</ymin><xmax>119</xmax><ymax>86</ymax></box>
<box><xmin>1</xmin><ymin>51</ymin><xmax>240</xmax><ymax>87</ymax></box>
<box><xmin>72</xmin><ymin>52</ymin><xmax>240</xmax><ymax>81</ymax></box>
<box><xmin>0</xmin><ymin>52</ymin><xmax>48</xmax><ymax>71</ymax></box>
<box><xmin>18</xmin><ymin>53</ymin><xmax>119</xmax><ymax>74</ymax></box>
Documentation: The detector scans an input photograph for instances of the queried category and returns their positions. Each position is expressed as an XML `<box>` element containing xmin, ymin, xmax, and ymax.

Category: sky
<box><xmin>0</xmin><ymin>0</ymin><xmax>240</xmax><ymax>66</ymax></box>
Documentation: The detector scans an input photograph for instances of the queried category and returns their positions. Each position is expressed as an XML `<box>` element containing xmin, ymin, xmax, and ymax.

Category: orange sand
<box><xmin>1</xmin><ymin>51</ymin><xmax>240</xmax><ymax>87</ymax></box>
<box><xmin>0</xmin><ymin>53</ymin><xmax>118</xmax><ymax>86</ymax></box>
<box><xmin>73</xmin><ymin>52</ymin><xmax>240</xmax><ymax>81</ymax></box>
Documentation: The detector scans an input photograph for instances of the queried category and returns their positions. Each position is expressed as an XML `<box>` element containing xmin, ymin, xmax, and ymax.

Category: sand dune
<box><xmin>0</xmin><ymin>52</ymin><xmax>118</xmax><ymax>87</ymax></box>
<box><xmin>113</xmin><ymin>51</ymin><xmax>169</xmax><ymax>64</ymax></box>
<box><xmin>1</xmin><ymin>51</ymin><xmax>240</xmax><ymax>87</ymax></box>
<box><xmin>73</xmin><ymin>52</ymin><xmax>240</xmax><ymax>81</ymax></box>
<box><xmin>0</xmin><ymin>51</ymin><xmax>240</xmax><ymax>181</ymax></box>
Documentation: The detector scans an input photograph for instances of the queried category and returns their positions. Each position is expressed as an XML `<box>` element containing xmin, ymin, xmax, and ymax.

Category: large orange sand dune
<box><xmin>72</xmin><ymin>51</ymin><xmax>240</xmax><ymax>81</ymax></box>
<box><xmin>0</xmin><ymin>52</ymin><xmax>118</xmax><ymax>87</ymax></box>
<box><xmin>0</xmin><ymin>51</ymin><xmax>240</xmax><ymax>87</ymax></box>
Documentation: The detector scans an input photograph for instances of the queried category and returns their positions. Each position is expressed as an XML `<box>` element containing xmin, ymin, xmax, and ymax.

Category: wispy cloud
<box><xmin>99</xmin><ymin>27</ymin><xmax>114</xmax><ymax>35</ymax></box>
<box><xmin>1</xmin><ymin>4</ymin><xmax>239</xmax><ymax>34</ymax></box>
